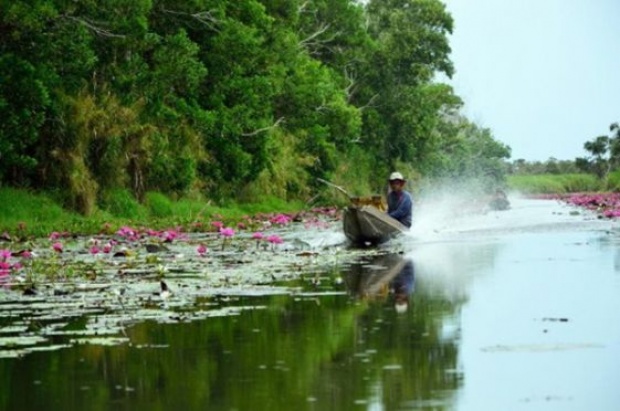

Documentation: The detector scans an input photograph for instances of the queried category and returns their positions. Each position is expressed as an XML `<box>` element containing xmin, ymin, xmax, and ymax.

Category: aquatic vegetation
<box><xmin>541</xmin><ymin>192</ymin><xmax>620</xmax><ymax>219</ymax></box>
<box><xmin>266</xmin><ymin>234</ymin><xmax>284</xmax><ymax>251</ymax></box>
<box><xmin>252</xmin><ymin>232</ymin><xmax>265</xmax><ymax>249</ymax></box>
<box><xmin>219</xmin><ymin>227</ymin><xmax>235</xmax><ymax>250</ymax></box>
<box><xmin>0</xmin><ymin>204</ymin><xmax>377</xmax><ymax>358</ymax></box>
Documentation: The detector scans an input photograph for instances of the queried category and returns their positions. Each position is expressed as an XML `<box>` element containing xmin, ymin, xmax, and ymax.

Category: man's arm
<box><xmin>388</xmin><ymin>193</ymin><xmax>412</xmax><ymax>220</ymax></box>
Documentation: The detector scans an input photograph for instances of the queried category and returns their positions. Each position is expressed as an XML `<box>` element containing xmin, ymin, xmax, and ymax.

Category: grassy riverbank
<box><xmin>507</xmin><ymin>173</ymin><xmax>602</xmax><ymax>194</ymax></box>
<box><xmin>0</xmin><ymin>187</ymin><xmax>309</xmax><ymax>238</ymax></box>
<box><xmin>2</xmin><ymin>172</ymin><xmax>615</xmax><ymax>238</ymax></box>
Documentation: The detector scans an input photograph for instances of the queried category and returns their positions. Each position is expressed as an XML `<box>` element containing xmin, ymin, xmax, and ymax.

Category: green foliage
<box><xmin>605</xmin><ymin>169</ymin><xmax>620</xmax><ymax>191</ymax></box>
<box><xmin>145</xmin><ymin>191</ymin><xmax>174</xmax><ymax>218</ymax></box>
<box><xmin>0</xmin><ymin>188</ymin><xmax>71</xmax><ymax>228</ymax></box>
<box><xmin>239</xmin><ymin>131</ymin><xmax>314</xmax><ymax>202</ymax></box>
<box><xmin>0</xmin><ymin>0</ymin><xmax>511</xmax><ymax>209</ymax></box>
<box><xmin>427</xmin><ymin>115</ymin><xmax>510</xmax><ymax>188</ymax></box>
<box><xmin>0</xmin><ymin>54</ymin><xmax>49</xmax><ymax>183</ymax></box>
<box><xmin>510</xmin><ymin>158</ymin><xmax>580</xmax><ymax>175</ymax></box>
<box><xmin>507</xmin><ymin>174</ymin><xmax>601</xmax><ymax>194</ymax></box>
<box><xmin>99</xmin><ymin>188</ymin><xmax>147</xmax><ymax>219</ymax></box>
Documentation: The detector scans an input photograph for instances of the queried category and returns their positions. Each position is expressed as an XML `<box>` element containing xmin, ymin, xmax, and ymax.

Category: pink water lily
<box><xmin>20</xmin><ymin>250</ymin><xmax>32</xmax><ymax>259</ymax></box>
<box><xmin>117</xmin><ymin>226</ymin><xmax>137</xmax><ymax>238</ymax></box>
<box><xmin>555</xmin><ymin>193</ymin><xmax>620</xmax><ymax>219</ymax></box>
<box><xmin>162</xmin><ymin>230</ymin><xmax>178</xmax><ymax>243</ymax></box>
<box><xmin>219</xmin><ymin>227</ymin><xmax>235</xmax><ymax>237</ymax></box>
<box><xmin>219</xmin><ymin>227</ymin><xmax>235</xmax><ymax>251</ymax></box>
<box><xmin>197</xmin><ymin>244</ymin><xmax>208</xmax><ymax>256</ymax></box>
<box><xmin>52</xmin><ymin>242</ymin><xmax>63</xmax><ymax>253</ymax></box>
<box><xmin>266</xmin><ymin>234</ymin><xmax>283</xmax><ymax>244</ymax></box>
<box><xmin>0</xmin><ymin>249</ymin><xmax>11</xmax><ymax>262</ymax></box>
<box><xmin>252</xmin><ymin>232</ymin><xmax>264</xmax><ymax>249</ymax></box>
<box><xmin>271</xmin><ymin>214</ymin><xmax>291</xmax><ymax>226</ymax></box>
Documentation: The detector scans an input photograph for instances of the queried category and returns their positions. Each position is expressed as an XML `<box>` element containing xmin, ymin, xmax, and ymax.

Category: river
<box><xmin>1</xmin><ymin>196</ymin><xmax>619</xmax><ymax>410</ymax></box>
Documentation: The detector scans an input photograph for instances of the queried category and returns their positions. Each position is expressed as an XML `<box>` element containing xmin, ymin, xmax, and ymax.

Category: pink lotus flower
<box><xmin>103</xmin><ymin>243</ymin><xmax>113</xmax><ymax>254</ymax></box>
<box><xmin>49</xmin><ymin>231</ymin><xmax>61</xmax><ymax>240</ymax></box>
<box><xmin>117</xmin><ymin>226</ymin><xmax>136</xmax><ymax>238</ymax></box>
<box><xmin>20</xmin><ymin>250</ymin><xmax>32</xmax><ymax>259</ymax></box>
<box><xmin>162</xmin><ymin>230</ymin><xmax>178</xmax><ymax>243</ymax></box>
<box><xmin>266</xmin><ymin>234</ymin><xmax>283</xmax><ymax>244</ymax></box>
<box><xmin>197</xmin><ymin>244</ymin><xmax>208</xmax><ymax>256</ymax></box>
<box><xmin>0</xmin><ymin>249</ymin><xmax>11</xmax><ymax>262</ymax></box>
<box><xmin>0</xmin><ymin>261</ymin><xmax>10</xmax><ymax>277</ymax></box>
<box><xmin>52</xmin><ymin>242</ymin><xmax>63</xmax><ymax>253</ymax></box>
<box><xmin>252</xmin><ymin>232</ymin><xmax>264</xmax><ymax>249</ymax></box>
<box><xmin>211</xmin><ymin>221</ymin><xmax>224</xmax><ymax>230</ymax></box>
<box><xmin>90</xmin><ymin>245</ymin><xmax>100</xmax><ymax>255</ymax></box>
<box><xmin>146</xmin><ymin>229</ymin><xmax>160</xmax><ymax>237</ymax></box>
<box><xmin>271</xmin><ymin>214</ymin><xmax>291</xmax><ymax>226</ymax></box>
<box><xmin>266</xmin><ymin>234</ymin><xmax>284</xmax><ymax>251</ymax></box>
<box><xmin>219</xmin><ymin>227</ymin><xmax>235</xmax><ymax>238</ymax></box>
<box><xmin>219</xmin><ymin>227</ymin><xmax>235</xmax><ymax>251</ymax></box>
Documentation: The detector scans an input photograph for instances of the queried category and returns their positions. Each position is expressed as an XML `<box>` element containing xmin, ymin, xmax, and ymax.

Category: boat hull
<box><xmin>343</xmin><ymin>205</ymin><xmax>408</xmax><ymax>246</ymax></box>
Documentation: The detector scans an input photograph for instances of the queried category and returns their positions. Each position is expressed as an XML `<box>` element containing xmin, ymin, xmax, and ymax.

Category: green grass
<box><xmin>507</xmin><ymin>173</ymin><xmax>601</xmax><ymax>194</ymax></box>
<box><xmin>0</xmin><ymin>188</ymin><xmax>308</xmax><ymax>239</ymax></box>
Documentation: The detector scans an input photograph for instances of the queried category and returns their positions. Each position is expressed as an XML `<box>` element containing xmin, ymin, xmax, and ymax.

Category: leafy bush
<box><xmin>99</xmin><ymin>189</ymin><xmax>147</xmax><ymax>219</ymax></box>
<box><xmin>145</xmin><ymin>192</ymin><xmax>173</xmax><ymax>218</ymax></box>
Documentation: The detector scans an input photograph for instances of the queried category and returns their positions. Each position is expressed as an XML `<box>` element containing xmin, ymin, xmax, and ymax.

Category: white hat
<box><xmin>395</xmin><ymin>301</ymin><xmax>408</xmax><ymax>314</ymax></box>
<box><xmin>389</xmin><ymin>172</ymin><xmax>405</xmax><ymax>181</ymax></box>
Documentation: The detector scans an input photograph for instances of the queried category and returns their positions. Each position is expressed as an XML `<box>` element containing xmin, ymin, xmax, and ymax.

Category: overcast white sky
<box><xmin>441</xmin><ymin>0</ymin><xmax>620</xmax><ymax>161</ymax></box>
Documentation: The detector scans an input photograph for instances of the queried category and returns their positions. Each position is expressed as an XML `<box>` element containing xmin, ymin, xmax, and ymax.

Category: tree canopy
<box><xmin>0</xmin><ymin>0</ymin><xmax>511</xmax><ymax>213</ymax></box>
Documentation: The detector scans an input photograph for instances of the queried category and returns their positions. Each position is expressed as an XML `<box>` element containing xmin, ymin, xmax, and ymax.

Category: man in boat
<box><xmin>487</xmin><ymin>188</ymin><xmax>510</xmax><ymax>211</ymax></box>
<box><xmin>387</xmin><ymin>172</ymin><xmax>413</xmax><ymax>228</ymax></box>
<box><xmin>390</xmin><ymin>259</ymin><xmax>415</xmax><ymax>314</ymax></box>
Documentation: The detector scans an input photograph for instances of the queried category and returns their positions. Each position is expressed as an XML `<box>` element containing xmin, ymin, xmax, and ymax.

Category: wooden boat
<box><xmin>343</xmin><ymin>253</ymin><xmax>410</xmax><ymax>298</ymax></box>
<box><xmin>343</xmin><ymin>204</ymin><xmax>408</xmax><ymax>246</ymax></box>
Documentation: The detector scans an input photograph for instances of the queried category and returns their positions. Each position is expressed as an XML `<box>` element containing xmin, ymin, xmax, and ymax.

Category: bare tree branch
<box><xmin>358</xmin><ymin>94</ymin><xmax>380</xmax><ymax>111</ymax></box>
<box><xmin>298</xmin><ymin>1</ymin><xmax>311</xmax><ymax>14</ymax></box>
<box><xmin>242</xmin><ymin>117</ymin><xmax>285</xmax><ymax>137</ymax></box>
<box><xmin>343</xmin><ymin>67</ymin><xmax>357</xmax><ymax>102</ymax></box>
<box><xmin>160</xmin><ymin>7</ymin><xmax>221</xmax><ymax>32</ymax></box>
<box><xmin>298</xmin><ymin>24</ymin><xmax>331</xmax><ymax>47</ymax></box>
<box><xmin>62</xmin><ymin>15</ymin><xmax>126</xmax><ymax>38</ymax></box>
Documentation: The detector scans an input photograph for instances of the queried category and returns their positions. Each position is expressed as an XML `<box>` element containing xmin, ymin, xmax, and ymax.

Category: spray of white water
<box><xmin>406</xmin><ymin>184</ymin><xmax>601</xmax><ymax>243</ymax></box>
<box><xmin>399</xmin><ymin>182</ymin><xmax>611</xmax><ymax>300</ymax></box>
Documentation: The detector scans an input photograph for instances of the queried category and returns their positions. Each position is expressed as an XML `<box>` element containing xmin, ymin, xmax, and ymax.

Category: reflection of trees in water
<box><xmin>340</xmin><ymin>252</ymin><xmax>462</xmax><ymax>409</ymax></box>
<box><xmin>1</xmin><ymin>257</ymin><xmax>466</xmax><ymax>411</ymax></box>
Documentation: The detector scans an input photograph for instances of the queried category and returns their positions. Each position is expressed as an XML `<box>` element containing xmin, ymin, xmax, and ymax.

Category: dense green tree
<box><xmin>0</xmin><ymin>0</ymin><xmax>512</xmax><ymax>211</ymax></box>
<box><xmin>353</xmin><ymin>0</ymin><xmax>458</xmax><ymax>171</ymax></box>
<box><xmin>576</xmin><ymin>122</ymin><xmax>620</xmax><ymax>180</ymax></box>
<box><xmin>428</xmin><ymin>114</ymin><xmax>510</xmax><ymax>187</ymax></box>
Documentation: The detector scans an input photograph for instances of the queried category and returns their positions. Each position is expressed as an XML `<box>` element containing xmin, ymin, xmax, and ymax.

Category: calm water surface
<box><xmin>1</xmin><ymin>198</ymin><xmax>620</xmax><ymax>410</ymax></box>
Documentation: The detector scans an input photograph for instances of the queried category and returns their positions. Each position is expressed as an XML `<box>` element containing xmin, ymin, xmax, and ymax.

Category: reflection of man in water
<box><xmin>389</xmin><ymin>260</ymin><xmax>415</xmax><ymax>313</ymax></box>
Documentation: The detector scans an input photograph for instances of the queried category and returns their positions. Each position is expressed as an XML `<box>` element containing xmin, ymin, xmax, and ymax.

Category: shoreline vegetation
<box><xmin>1</xmin><ymin>172</ymin><xmax>619</xmax><ymax>240</ymax></box>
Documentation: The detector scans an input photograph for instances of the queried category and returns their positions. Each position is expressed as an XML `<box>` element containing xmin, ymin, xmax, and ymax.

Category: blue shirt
<box><xmin>390</xmin><ymin>260</ymin><xmax>415</xmax><ymax>295</ymax></box>
<box><xmin>387</xmin><ymin>190</ymin><xmax>413</xmax><ymax>227</ymax></box>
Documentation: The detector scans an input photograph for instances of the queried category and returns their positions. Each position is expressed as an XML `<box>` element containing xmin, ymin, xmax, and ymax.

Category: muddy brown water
<box><xmin>1</xmin><ymin>197</ymin><xmax>620</xmax><ymax>410</ymax></box>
